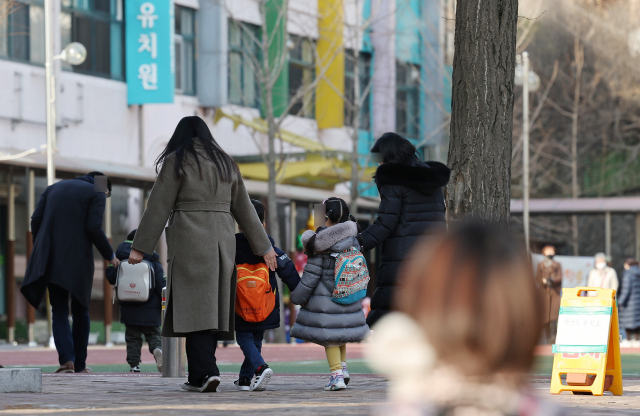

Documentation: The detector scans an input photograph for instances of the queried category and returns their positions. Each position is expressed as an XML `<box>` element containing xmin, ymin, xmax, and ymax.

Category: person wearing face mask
<box><xmin>535</xmin><ymin>245</ymin><xmax>562</xmax><ymax>344</ymax></box>
<box><xmin>587</xmin><ymin>252</ymin><xmax>619</xmax><ymax>293</ymax></box>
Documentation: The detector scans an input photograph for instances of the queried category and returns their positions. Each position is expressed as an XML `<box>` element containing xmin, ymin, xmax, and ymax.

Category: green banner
<box><xmin>552</xmin><ymin>345</ymin><xmax>608</xmax><ymax>353</ymax></box>
<box><xmin>559</xmin><ymin>306</ymin><xmax>612</xmax><ymax>315</ymax></box>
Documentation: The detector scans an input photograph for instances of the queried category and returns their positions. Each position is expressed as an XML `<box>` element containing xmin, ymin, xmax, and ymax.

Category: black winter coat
<box><xmin>105</xmin><ymin>241</ymin><xmax>166</xmax><ymax>327</ymax></box>
<box><xmin>359</xmin><ymin>161</ymin><xmax>450</xmax><ymax>326</ymax></box>
<box><xmin>234</xmin><ymin>233</ymin><xmax>300</xmax><ymax>332</ymax></box>
<box><xmin>619</xmin><ymin>266</ymin><xmax>640</xmax><ymax>330</ymax></box>
<box><xmin>21</xmin><ymin>175</ymin><xmax>114</xmax><ymax>310</ymax></box>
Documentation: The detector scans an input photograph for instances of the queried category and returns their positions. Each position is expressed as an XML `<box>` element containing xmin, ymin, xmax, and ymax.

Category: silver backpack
<box><xmin>115</xmin><ymin>260</ymin><xmax>155</xmax><ymax>302</ymax></box>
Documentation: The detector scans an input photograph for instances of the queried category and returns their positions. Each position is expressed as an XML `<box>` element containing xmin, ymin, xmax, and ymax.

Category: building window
<box><xmin>288</xmin><ymin>35</ymin><xmax>314</xmax><ymax>118</ymax></box>
<box><xmin>228</xmin><ymin>20</ymin><xmax>260</xmax><ymax>108</ymax></box>
<box><xmin>396</xmin><ymin>60</ymin><xmax>421</xmax><ymax>139</ymax></box>
<box><xmin>0</xmin><ymin>1</ymin><xmax>45</xmax><ymax>64</ymax></box>
<box><xmin>60</xmin><ymin>0</ymin><xmax>124</xmax><ymax>80</ymax></box>
<box><xmin>175</xmin><ymin>5</ymin><xmax>195</xmax><ymax>95</ymax></box>
<box><xmin>344</xmin><ymin>49</ymin><xmax>371</xmax><ymax>131</ymax></box>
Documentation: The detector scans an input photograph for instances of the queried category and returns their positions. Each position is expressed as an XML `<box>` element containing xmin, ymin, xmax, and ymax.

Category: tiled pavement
<box><xmin>1</xmin><ymin>374</ymin><xmax>640</xmax><ymax>415</ymax></box>
<box><xmin>533</xmin><ymin>377</ymin><xmax>640</xmax><ymax>415</ymax></box>
<box><xmin>1</xmin><ymin>373</ymin><xmax>385</xmax><ymax>415</ymax></box>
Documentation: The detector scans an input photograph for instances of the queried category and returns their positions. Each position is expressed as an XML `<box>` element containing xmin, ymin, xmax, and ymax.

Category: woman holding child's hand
<box><xmin>130</xmin><ymin>116</ymin><xmax>273</xmax><ymax>393</ymax></box>
<box><xmin>128</xmin><ymin>248</ymin><xmax>143</xmax><ymax>264</ymax></box>
<box><xmin>263</xmin><ymin>248</ymin><xmax>277</xmax><ymax>271</ymax></box>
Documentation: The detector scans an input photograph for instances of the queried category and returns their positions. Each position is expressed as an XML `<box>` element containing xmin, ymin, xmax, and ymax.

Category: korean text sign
<box><xmin>126</xmin><ymin>0</ymin><xmax>174</xmax><ymax>104</ymax></box>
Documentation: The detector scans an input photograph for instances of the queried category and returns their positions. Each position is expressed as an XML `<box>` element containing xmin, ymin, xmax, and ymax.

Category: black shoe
<box><xmin>251</xmin><ymin>364</ymin><xmax>273</xmax><ymax>392</ymax></box>
<box><xmin>130</xmin><ymin>366</ymin><xmax>141</xmax><ymax>373</ymax></box>
<box><xmin>182</xmin><ymin>375</ymin><xmax>221</xmax><ymax>393</ymax></box>
<box><xmin>234</xmin><ymin>377</ymin><xmax>251</xmax><ymax>391</ymax></box>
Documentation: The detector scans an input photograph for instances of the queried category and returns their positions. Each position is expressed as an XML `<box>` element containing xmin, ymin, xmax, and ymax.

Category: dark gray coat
<box><xmin>619</xmin><ymin>266</ymin><xmax>640</xmax><ymax>330</ymax></box>
<box><xmin>290</xmin><ymin>222</ymin><xmax>370</xmax><ymax>346</ymax></box>
<box><xmin>132</xmin><ymin>142</ymin><xmax>272</xmax><ymax>339</ymax></box>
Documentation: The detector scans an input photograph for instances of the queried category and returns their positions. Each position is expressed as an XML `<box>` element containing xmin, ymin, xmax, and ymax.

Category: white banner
<box><xmin>532</xmin><ymin>254</ymin><xmax>595</xmax><ymax>289</ymax></box>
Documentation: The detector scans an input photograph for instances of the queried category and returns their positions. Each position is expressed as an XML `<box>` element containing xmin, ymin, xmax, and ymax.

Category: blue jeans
<box><xmin>48</xmin><ymin>284</ymin><xmax>90</xmax><ymax>371</ymax></box>
<box><xmin>236</xmin><ymin>330</ymin><xmax>265</xmax><ymax>378</ymax></box>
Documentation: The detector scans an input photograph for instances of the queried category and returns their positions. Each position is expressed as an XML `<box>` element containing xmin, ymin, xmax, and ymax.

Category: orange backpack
<box><xmin>235</xmin><ymin>263</ymin><xmax>276</xmax><ymax>322</ymax></box>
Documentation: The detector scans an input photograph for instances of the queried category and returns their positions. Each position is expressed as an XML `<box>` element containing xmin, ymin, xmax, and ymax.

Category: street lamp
<box><xmin>44</xmin><ymin>0</ymin><xmax>87</xmax><ymax>347</ymax></box>
<box><xmin>515</xmin><ymin>52</ymin><xmax>540</xmax><ymax>254</ymax></box>
<box><xmin>45</xmin><ymin>5</ymin><xmax>88</xmax><ymax>186</ymax></box>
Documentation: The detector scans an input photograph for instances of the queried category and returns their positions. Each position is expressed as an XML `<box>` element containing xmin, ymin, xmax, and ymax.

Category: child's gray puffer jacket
<box><xmin>290</xmin><ymin>221</ymin><xmax>370</xmax><ymax>346</ymax></box>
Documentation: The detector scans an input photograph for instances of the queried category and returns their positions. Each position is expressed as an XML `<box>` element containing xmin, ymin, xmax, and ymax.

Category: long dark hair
<box><xmin>155</xmin><ymin>116</ymin><xmax>238</xmax><ymax>182</ymax></box>
<box><xmin>371</xmin><ymin>132</ymin><xmax>419</xmax><ymax>165</ymax></box>
<box><xmin>304</xmin><ymin>197</ymin><xmax>360</xmax><ymax>257</ymax></box>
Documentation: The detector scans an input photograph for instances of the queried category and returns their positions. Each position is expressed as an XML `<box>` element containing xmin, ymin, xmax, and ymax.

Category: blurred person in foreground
<box><xmin>587</xmin><ymin>252</ymin><xmax>618</xmax><ymax>292</ymax></box>
<box><xmin>535</xmin><ymin>245</ymin><xmax>562</xmax><ymax>344</ymax></box>
<box><xmin>619</xmin><ymin>258</ymin><xmax>640</xmax><ymax>348</ymax></box>
<box><xmin>366</xmin><ymin>223</ymin><xmax>565</xmax><ymax>416</ymax></box>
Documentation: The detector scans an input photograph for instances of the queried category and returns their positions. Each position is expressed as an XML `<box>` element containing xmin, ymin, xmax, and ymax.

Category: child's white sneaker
<box><xmin>250</xmin><ymin>364</ymin><xmax>273</xmax><ymax>391</ymax></box>
<box><xmin>341</xmin><ymin>362</ymin><xmax>350</xmax><ymax>385</ymax></box>
<box><xmin>153</xmin><ymin>348</ymin><xmax>163</xmax><ymax>372</ymax></box>
<box><xmin>324</xmin><ymin>370</ymin><xmax>347</xmax><ymax>391</ymax></box>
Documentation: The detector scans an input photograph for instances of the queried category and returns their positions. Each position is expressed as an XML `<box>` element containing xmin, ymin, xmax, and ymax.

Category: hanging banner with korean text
<box><xmin>126</xmin><ymin>0</ymin><xmax>174</xmax><ymax>104</ymax></box>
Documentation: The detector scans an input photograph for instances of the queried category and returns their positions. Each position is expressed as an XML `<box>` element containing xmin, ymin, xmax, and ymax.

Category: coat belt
<box><xmin>173</xmin><ymin>201</ymin><xmax>231</xmax><ymax>212</ymax></box>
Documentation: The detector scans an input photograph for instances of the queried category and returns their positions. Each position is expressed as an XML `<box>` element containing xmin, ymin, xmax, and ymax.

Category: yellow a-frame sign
<box><xmin>550</xmin><ymin>287</ymin><xmax>623</xmax><ymax>396</ymax></box>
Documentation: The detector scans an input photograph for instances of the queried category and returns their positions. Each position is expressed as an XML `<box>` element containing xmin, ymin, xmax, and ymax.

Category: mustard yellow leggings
<box><xmin>325</xmin><ymin>345</ymin><xmax>347</xmax><ymax>372</ymax></box>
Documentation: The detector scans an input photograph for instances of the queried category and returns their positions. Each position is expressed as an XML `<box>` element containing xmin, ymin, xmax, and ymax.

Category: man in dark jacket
<box><xmin>234</xmin><ymin>199</ymin><xmax>300</xmax><ymax>392</ymax></box>
<box><xmin>106</xmin><ymin>229</ymin><xmax>165</xmax><ymax>372</ymax></box>
<box><xmin>21</xmin><ymin>172</ymin><xmax>119</xmax><ymax>373</ymax></box>
<box><xmin>357</xmin><ymin>134</ymin><xmax>450</xmax><ymax>327</ymax></box>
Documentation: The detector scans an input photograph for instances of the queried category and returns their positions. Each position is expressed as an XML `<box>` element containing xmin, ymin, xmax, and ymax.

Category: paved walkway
<box><xmin>1</xmin><ymin>373</ymin><xmax>385</xmax><ymax>415</ymax></box>
<box><xmin>2</xmin><ymin>374</ymin><xmax>640</xmax><ymax>415</ymax></box>
<box><xmin>533</xmin><ymin>378</ymin><xmax>640</xmax><ymax>415</ymax></box>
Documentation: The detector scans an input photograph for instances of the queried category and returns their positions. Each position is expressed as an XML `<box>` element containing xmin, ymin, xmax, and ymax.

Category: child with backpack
<box><xmin>290</xmin><ymin>197</ymin><xmax>370</xmax><ymax>391</ymax></box>
<box><xmin>234</xmin><ymin>199</ymin><xmax>300</xmax><ymax>391</ymax></box>
<box><xmin>106</xmin><ymin>229</ymin><xmax>166</xmax><ymax>373</ymax></box>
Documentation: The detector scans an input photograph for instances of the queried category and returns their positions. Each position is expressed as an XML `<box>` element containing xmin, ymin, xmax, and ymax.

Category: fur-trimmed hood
<box><xmin>374</xmin><ymin>161</ymin><xmax>450</xmax><ymax>194</ymax></box>
<box><xmin>301</xmin><ymin>221</ymin><xmax>358</xmax><ymax>253</ymax></box>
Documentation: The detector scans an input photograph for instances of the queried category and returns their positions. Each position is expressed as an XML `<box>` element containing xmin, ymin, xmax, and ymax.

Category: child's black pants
<box><xmin>125</xmin><ymin>324</ymin><xmax>162</xmax><ymax>367</ymax></box>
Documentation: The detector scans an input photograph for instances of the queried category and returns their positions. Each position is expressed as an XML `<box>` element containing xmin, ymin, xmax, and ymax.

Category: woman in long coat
<box><xmin>619</xmin><ymin>258</ymin><xmax>640</xmax><ymax>343</ymax></box>
<box><xmin>128</xmin><ymin>116</ymin><xmax>276</xmax><ymax>393</ymax></box>
<box><xmin>357</xmin><ymin>133</ymin><xmax>450</xmax><ymax>327</ymax></box>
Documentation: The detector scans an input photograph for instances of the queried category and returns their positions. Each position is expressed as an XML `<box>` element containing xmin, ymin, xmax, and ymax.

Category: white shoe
<box><xmin>342</xmin><ymin>363</ymin><xmax>350</xmax><ymax>385</ymax></box>
<box><xmin>153</xmin><ymin>348</ymin><xmax>163</xmax><ymax>372</ymax></box>
<box><xmin>251</xmin><ymin>366</ymin><xmax>273</xmax><ymax>392</ymax></box>
<box><xmin>324</xmin><ymin>370</ymin><xmax>347</xmax><ymax>391</ymax></box>
<box><xmin>632</xmin><ymin>340</ymin><xmax>640</xmax><ymax>348</ymax></box>
<box><xmin>621</xmin><ymin>339</ymin><xmax>632</xmax><ymax>348</ymax></box>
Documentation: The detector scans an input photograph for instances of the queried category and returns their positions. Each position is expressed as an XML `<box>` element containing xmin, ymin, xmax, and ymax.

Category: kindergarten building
<box><xmin>0</xmin><ymin>0</ymin><xmax>450</xmax><ymax>344</ymax></box>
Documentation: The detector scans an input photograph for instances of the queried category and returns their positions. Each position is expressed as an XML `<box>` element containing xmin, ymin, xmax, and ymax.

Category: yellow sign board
<box><xmin>550</xmin><ymin>287</ymin><xmax>623</xmax><ymax>396</ymax></box>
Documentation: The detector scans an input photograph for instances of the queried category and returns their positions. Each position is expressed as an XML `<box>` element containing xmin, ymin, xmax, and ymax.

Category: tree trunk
<box><xmin>445</xmin><ymin>0</ymin><xmax>518</xmax><ymax>223</ymax></box>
